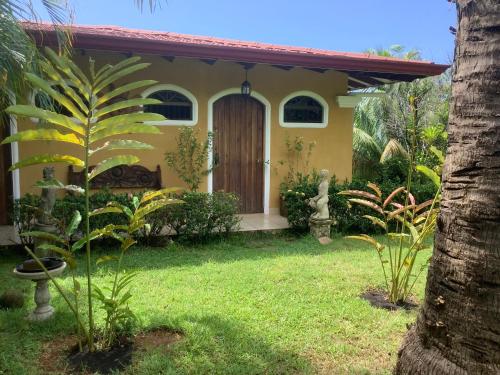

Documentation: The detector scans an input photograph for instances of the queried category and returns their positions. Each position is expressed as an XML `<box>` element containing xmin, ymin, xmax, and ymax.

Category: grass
<box><xmin>0</xmin><ymin>232</ymin><xmax>430</xmax><ymax>374</ymax></box>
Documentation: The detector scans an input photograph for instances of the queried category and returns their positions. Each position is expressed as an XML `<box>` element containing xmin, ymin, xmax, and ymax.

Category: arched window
<box><xmin>279</xmin><ymin>91</ymin><xmax>329</xmax><ymax>128</ymax></box>
<box><xmin>141</xmin><ymin>84</ymin><xmax>198</xmax><ymax>126</ymax></box>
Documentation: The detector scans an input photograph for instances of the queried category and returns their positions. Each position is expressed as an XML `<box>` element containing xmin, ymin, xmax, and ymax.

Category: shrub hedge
<box><xmin>12</xmin><ymin>190</ymin><xmax>240</xmax><ymax>245</ymax></box>
<box><xmin>282</xmin><ymin>165</ymin><xmax>438</xmax><ymax>235</ymax></box>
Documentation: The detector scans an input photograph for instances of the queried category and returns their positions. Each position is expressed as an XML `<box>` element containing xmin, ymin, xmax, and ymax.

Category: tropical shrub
<box><xmin>164</xmin><ymin>191</ymin><xmax>240</xmax><ymax>241</ymax></box>
<box><xmin>1</xmin><ymin>48</ymin><xmax>169</xmax><ymax>351</ymax></box>
<box><xmin>339</xmin><ymin>182</ymin><xmax>439</xmax><ymax>304</ymax></box>
<box><xmin>282</xmin><ymin>174</ymin><xmax>387</xmax><ymax>235</ymax></box>
<box><xmin>164</xmin><ymin>127</ymin><xmax>213</xmax><ymax>191</ymax></box>
<box><xmin>11</xmin><ymin>194</ymin><xmax>41</xmax><ymax>246</ymax></box>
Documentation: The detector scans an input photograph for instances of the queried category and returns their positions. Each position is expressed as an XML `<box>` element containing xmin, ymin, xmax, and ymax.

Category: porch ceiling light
<box><xmin>241</xmin><ymin>68</ymin><xmax>252</xmax><ymax>96</ymax></box>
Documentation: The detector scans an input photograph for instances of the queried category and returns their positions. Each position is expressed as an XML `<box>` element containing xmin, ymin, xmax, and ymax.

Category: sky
<box><xmin>34</xmin><ymin>0</ymin><xmax>457</xmax><ymax>64</ymax></box>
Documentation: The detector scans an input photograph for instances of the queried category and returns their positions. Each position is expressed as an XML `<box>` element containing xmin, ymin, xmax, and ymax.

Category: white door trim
<box><xmin>207</xmin><ymin>88</ymin><xmax>271</xmax><ymax>214</ymax></box>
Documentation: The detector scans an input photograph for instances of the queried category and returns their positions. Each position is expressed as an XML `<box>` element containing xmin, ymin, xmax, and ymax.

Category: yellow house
<box><xmin>0</xmin><ymin>23</ymin><xmax>447</xmax><ymax>224</ymax></box>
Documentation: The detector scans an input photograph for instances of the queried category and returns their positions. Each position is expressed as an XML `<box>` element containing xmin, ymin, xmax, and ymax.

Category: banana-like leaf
<box><xmin>65</xmin><ymin>211</ymin><xmax>82</xmax><ymax>237</ymax></box>
<box><xmin>94</xmin><ymin>62</ymin><xmax>151</xmax><ymax>94</ymax></box>
<box><xmin>120</xmin><ymin>237</ymin><xmax>137</xmax><ymax>252</ymax></box>
<box><xmin>90</xmin><ymin>122</ymin><xmax>162</xmax><ymax>144</ymax></box>
<box><xmin>367</xmin><ymin>182</ymin><xmax>382</xmax><ymax>199</ymax></box>
<box><xmin>362</xmin><ymin>215</ymin><xmax>387</xmax><ymax>230</ymax></box>
<box><xmin>20</xmin><ymin>231</ymin><xmax>65</xmax><ymax>244</ymax></box>
<box><xmin>393</xmin><ymin>216</ymin><xmax>420</xmax><ymax>244</ymax></box>
<box><xmin>345</xmin><ymin>234</ymin><xmax>385</xmax><ymax>252</ymax></box>
<box><xmin>96</xmin><ymin>80</ymin><xmax>157</xmax><ymax>107</ymax></box>
<box><xmin>10</xmin><ymin>154</ymin><xmax>84</xmax><ymax>171</ymax></box>
<box><xmin>348</xmin><ymin>198</ymin><xmax>384</xmax><ymax>215</ymax></box>
<box><xmin>134</xmin><ymin>198</ymin><xmax>182</xmax><ymax>221</ymax></box>
<box><xmin>96</xmin><ymin>255</ymin><xmax>119</xmax><ymax>265</ymax></box>
<box><xmin>33</xmin><ymin>178</ymin><xmax>84</xmax><ymax>194</ymax></box>
<box><xmin>89</xmin><ymin>140</ymin><xmax>154</xmax><ymax>156</ymax></box>
<box><xmin>387</xmin><ymin>205</ymin><xmax>417</xmax><ymax>220</ymax></box>
<box><xmin>338</xmin><ymin>190</ymin><xmax>381</xmax><ymax>202</ymax></box>
<box><xmin>417</xmin><ymin>165</ymin><xmax>441</xmax><ymax>188</ymax></box>
<box><xmin>92</xmin><ymin>113</ymin><xmax>165</xmax><ymax>133</ymax></box>
<box><xmin>2</xmin><ymin>129</ymin><xmax>84</xmax><ymax>146</ymax></box>
<box><xmin>383</xmin><ymin>186</ymin><xmax>405</xmax><ymax>208</ymax></box>
<box><xmin>71</xmin><ymin>224</ymin><xmax>125</xmax><ymax>251</ymax></box>
<box><xmin>407</xmin><ymin>191</ymin><xmax>416</xmax><ymax>206</ymax></box>
<box><xmin>5</xmin><ymin>105</ymin><xmax>85</xmax><ymax>135</ymax></box>
<box><xmin>430</xmin><ymin>146</ymin><xmax>444</xmax><ymax>163</ymax></box>
<box><xmin>105</xmin><ymin>202</ymin><xmax>133</xmax><ymax>219</ymax></box>
<box><xmin>88</xmin><ymin>155</ymin><xmax>140</xmax><ymax>181</ymax></box>
<box><xmin>415</xmin><ymin>199</ymin><xmax>434</xmax><ymax>214</ymax></box>
<box><xmin>140</xmin><ymin>187</ymin><xmax>184</xmax><ymax>204</ymax></box>
<box><xmin>89</xmin><ymin>206</ymin><xmax>125</xmax><ymax>217</ymax></box>
<box><xmin>388</xmin><ymin>232</ymin><xmax>411</xmax><ymax>241</ymax></box>
<box><xmin>25</xmin><ymin>73</ymin><xmax>87</xmax><ymax>123</ymax></box>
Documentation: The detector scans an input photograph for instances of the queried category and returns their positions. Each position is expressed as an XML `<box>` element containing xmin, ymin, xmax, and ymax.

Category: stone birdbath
<box><xmin>13</xmin><ymin>258</ymin><xmax>66</xmax><ymax>321</ymax></box>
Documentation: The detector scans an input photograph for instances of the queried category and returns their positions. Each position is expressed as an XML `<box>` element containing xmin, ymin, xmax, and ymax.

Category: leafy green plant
<box><xmin>339</xmin><ymin>183</ymin><xmax>439</xmax><ymax>303</ymax></box>
<box><xmin>341</xmin><ymin>97</ymin><xmax>441</xmax><ymax>304</ymax></box>
<box><xmin>11</xmin><ymin>194</ymin><xmax>40</xmax><ymax>246</ymax></box>
<box><xmin>164</xmin><ymin>191</ymin><xmax>240</xmax><ymax>241</ymax></box>
<box><xmin>1</xmin><ymin>48</ymin><xmax>166</xmax><ymax>350</ymax></box>
<box><xmin>165</xmin><ymin>127</ymin><xmax>213</xmax><ymax>191</ymax></box>
<box><xmin>91</xmin><ymin>189</ymin><xmax>181</xmax><ymax>348</ymax></box>
<box><xmin>277</xmin><ymin>134</ymin><xmax>316</xmax><ymax>192</ymax></box>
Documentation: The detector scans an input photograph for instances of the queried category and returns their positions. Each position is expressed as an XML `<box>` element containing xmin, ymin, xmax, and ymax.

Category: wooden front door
<box><xmin>213</xmin><ymin>94</ymin><xmax>264</xmax><ymax>213</ymax></box>
<box><xmin>0</xmin><ymin>114</ymin><xmax>13</xmax><ymax>225</ymax></box>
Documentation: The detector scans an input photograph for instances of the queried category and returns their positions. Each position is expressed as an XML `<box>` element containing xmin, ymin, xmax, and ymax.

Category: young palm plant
<box><xmin>1</xmin><ymin>48</ymin><xmax>166</xmax><ymax>350</ymax></box>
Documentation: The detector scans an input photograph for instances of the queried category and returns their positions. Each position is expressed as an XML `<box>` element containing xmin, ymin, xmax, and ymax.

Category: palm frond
<box><xmin>380</xmin><ymin>139</ymin><xmax>409</xmax><ymax>163</ymax></box>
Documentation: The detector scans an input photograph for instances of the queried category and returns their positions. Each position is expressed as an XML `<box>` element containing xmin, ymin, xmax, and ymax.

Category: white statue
<box><xmin>307</xmin><ymin>169</ymin><xmax>330</xmax><ymax>220</ymax></box>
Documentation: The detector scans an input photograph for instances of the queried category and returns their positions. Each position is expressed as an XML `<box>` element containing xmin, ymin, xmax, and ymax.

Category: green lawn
<box><xmin>0</xmin><ymin>233</ymin><xmax>430</xmax><ymax>375</ymax></box>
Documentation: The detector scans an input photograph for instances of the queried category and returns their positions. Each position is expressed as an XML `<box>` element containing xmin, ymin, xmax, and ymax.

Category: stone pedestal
<box><xmin>30</xmin><ymin>279</ymin><xmax>54</xmax><ymax>321</ymax></box>
<box><xmin>13</xmin><ymin>262</ymin><xmax>66</xmax><ymax>322</ymax></box>
<box><xmin>309</xmin><ymin>218</ymin><xmax>333</xmax><ymax>239</ymax></box>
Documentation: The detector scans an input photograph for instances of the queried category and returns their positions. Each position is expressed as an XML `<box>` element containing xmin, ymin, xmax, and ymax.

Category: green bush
<box><xmin>13</xmin><ymin>190</ymin><xmax>240</xmax><ymax>245</ymax></box>
<box><xmin>165</xmin><ymin>191</ymin><xmax>240</xmax><ymax>241</ymax></box>
<box><xmin>11</xmin><ymin>194</ymin><xmax>40</xmax><ymax>246</ymax></box>
<box><xmin>281</xmin><ymin>167</ymin><xmax>438</xmax><ymax>235</ymax></box>
<box><xmin>282</xmin><ymin>175</ymin><xmax>379</xmax><ymax>235</ymax></box>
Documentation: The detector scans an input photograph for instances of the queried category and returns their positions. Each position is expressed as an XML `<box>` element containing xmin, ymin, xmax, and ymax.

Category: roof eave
<box><xmin>27</xmin><ymin>29</ymin><xmax>449</xmax><ymax>78</ymax></box>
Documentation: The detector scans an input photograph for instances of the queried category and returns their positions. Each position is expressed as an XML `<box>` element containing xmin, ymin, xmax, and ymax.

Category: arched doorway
<box><xmin>212</xmin><ymin>94</ymin><xmax>264</xmax><ymax>213</ymax></box>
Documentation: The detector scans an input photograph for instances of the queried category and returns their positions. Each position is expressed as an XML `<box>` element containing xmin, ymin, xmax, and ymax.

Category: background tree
<box><xmin>395</xmin><ymin>1</ymin><xmax>500</xmax><ymax>373</ymax></box>
<box><xmin>352</xmin><ymin>48</ymin><xmax>450</xmax><ymax>180</ymax></box>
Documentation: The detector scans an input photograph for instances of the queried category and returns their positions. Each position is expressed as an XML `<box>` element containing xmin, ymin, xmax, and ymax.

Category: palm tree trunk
<box><xmin>395</xmin><ymin>1</ymin><xmax>500</xmax><ymax>374</ymax></box>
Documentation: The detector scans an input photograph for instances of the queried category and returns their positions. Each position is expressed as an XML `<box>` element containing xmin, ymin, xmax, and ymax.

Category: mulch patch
<box><xmin>360</xmin><ymin>289</ymin><xmax>418</xmax><ymax>311</ymax></box>
<box><xmin>39</xmin><ymin>327</ymin><xmax>183</xmax><ymax>374</ymax></box>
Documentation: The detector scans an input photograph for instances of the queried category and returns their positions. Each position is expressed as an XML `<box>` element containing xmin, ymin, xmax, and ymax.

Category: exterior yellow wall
<box><xmin>15</xmin><ymin>51</ymin><xmax>353</xmax><ymax>211</ymax></box>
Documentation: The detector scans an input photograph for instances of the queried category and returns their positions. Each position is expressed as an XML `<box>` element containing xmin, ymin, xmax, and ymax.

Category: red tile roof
<box><xmin>22</xmin><ymin>22</ymin><xmax>449</xmax><ymax>80</ymax></box>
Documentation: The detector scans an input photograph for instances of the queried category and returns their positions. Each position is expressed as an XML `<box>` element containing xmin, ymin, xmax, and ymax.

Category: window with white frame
<box><xmin>279</xmin><ymin>91</ymin><xmax>328</xmax><ymax>128</ymax></box>
<box><xmin>141</xmin><ymin>84</ymin><xmax>198</xmax><ymax>126</ymax></box>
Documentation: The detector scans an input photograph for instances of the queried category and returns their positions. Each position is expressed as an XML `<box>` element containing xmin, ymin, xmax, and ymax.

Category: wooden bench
<box><xmin>68</xmin><ymin>165</ymin><xmax>162</xmax><ymax>189</ymax></box>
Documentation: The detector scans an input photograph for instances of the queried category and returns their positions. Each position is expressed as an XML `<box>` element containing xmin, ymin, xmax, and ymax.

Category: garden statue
<box><xmin>307</xmin><ymin>169</ymin><xmax>333</xmax><ymax>243</ymax></box>
<box><xmin>307</xmin><ymin>169</ymin><xmax>330</xmax><ymax>220</ymax></box>
<box><xmin>37</xmin><ymin>167</ymin><xmax>56</xmax><ymax>225</ymax></box>
<box><xmin>34</xmin><ymin>167</ymin><xmax>58</xmax><ymax>257</ymax></box>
